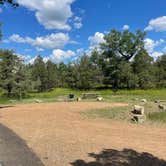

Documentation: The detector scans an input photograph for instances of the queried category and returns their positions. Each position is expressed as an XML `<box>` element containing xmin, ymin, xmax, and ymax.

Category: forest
<box><xmin>0</xmin><ymin>29</ymin><xmax>166</xmax><ymax>98</ymax></box>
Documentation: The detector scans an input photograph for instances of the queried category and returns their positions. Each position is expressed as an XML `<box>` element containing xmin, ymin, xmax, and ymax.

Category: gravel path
<box><xmin>0</xmin><ymin>102</ymin><xmax>165</xmax><ymax>166</ymax></box>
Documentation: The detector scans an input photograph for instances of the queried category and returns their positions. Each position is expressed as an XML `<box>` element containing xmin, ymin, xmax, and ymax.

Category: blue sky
<box><xmin>0</xmin><ymin>0</ymin><xmax>166</xmax><ymax>63</ymax></box>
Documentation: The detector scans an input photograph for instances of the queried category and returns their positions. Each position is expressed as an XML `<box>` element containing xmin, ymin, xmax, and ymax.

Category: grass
<box><xmin>82</xmin><ymin>101</ymin><xmax>166</xmax><ymax>125</ymax></box>
<box><xmin>0</xmin><ymin>88</ymin><xmax>166</xmax><ymax>104</ymax></box>
<box><xmin>81</xmin><ymin>106</ymin><xmax>131</xmax><ymax>122</ymax></box>
<box><xmin>148</xmin><ymin>112</ymin><xmax>166</xmax><ymax>123</ymax></box>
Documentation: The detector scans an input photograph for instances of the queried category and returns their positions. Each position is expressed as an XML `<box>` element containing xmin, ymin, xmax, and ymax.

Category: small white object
<box><xmin>133</xmin><ymin>105</ymin><xmax>144</xmax><ymax>115</ymax></box>
<box><xmin>97</xmin><ymin>97</ymin><xmax>103</xmax><ymax>101</ymax></box>
<box><xmin>141</xmin><ymin>99</ymin><xmax>147</xmax><ymax>103</ymax></box>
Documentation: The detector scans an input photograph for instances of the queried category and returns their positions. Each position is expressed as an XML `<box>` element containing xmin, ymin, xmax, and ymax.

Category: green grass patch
<box><xmin>147</xmin><ymin>111</ymin><xmax>166</xmax><ymax>123</ymax></box>
<box><xmin>82</xmin><ymin>106</ymin><xmax>130</xmax><ymax>121</ymax></box>
<box><xmin>0</xmin><ymin>88</ymin><xmax>166</xmax><ymax>105</ymax></box>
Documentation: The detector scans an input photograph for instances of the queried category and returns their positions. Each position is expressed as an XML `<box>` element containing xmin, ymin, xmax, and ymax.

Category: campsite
<box><xmin>0</xmin><ymin>0</ymin><xmax>166</xmax><ymax>166</ymax></box>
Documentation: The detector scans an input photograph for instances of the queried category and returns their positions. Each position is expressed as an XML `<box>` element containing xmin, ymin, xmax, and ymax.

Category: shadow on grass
<box><xmin>71</xmin><ymin>149</ymin><xmax>166</xmax><ymax>166</ymax></box>
<box><xmin>0</xmin><ymin>123</ymin><xmax>44</xmax><ymax>166</ymax></box>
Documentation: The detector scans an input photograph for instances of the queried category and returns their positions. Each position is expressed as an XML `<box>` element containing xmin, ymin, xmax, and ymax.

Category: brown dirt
<box><xmin>0</xmin><ymin>102</ymin><xmax>166</xmax><ymax>166</ymax></box>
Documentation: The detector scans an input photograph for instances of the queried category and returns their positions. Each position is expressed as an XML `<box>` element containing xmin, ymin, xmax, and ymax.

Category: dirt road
<box><xmin>0</xmin><ymin>102</ymin><xmax>165</xmax><ymax>166</ymax></box>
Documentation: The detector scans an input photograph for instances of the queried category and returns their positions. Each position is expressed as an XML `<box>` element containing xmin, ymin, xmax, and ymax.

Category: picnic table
<box><xmin>82</xmin><ymin>93</ymin><xmax>100</xmax><ymax>99</ymax></box>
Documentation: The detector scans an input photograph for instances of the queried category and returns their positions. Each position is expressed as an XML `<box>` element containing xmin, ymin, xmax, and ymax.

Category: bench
<box><xmin>82</xmin><ymin>93</ymin><xmax>100</xmax><ymax>99</ymax></box>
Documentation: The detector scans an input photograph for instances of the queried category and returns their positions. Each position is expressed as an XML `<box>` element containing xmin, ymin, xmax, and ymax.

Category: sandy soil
<box><xmin>0</xmin><ymin>102</ymin><xmax>165</xmax><ymax>166</ymax></box>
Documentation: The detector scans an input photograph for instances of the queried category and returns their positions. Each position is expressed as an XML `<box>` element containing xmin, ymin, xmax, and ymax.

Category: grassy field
<box><xmin>0</xmin><ymin>88</ymin><xmax>166</xmax><ymax>124</ymax></box>
<box><xmin>1</xmin><ymin>88</ymin><xmax>166</xmax><ymax>103</ymax></box>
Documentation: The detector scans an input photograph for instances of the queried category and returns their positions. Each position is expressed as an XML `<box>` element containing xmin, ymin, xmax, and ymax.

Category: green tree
<box><xmin>132</xmin><ymin>49</ymin><xmax>155</xmax><ymax>89</ymax></box>
<box><xmin>156</xmin><ymin>54</ymin><xmax>166</xmax><ymax>87</ymax></box>
<box><xmin>98</xmin><ymin>29</ymin><xmax>146</xmax><ymax>89</ymax></box>
<box><xmin>90</xmin><ymin>50</ymin><xmax>104</xmax><ymax>86</ymax></box>
<box><xmin>46</xmin><ymin>60</ymin><xmax>58</xmax><ymax>90</ymax></box>
<box><xmin>119</xmin><ymin>62</ymin><xmax>139</xmax><ymax>89</ymax></box>
<box><xmin>32</xmin><ymin>56</ymin><xmax>48</xmax><ymax>92</ymax></box>
<box><xmin>75</xmin><ymin>54</ymin><xmax>97</xmax><ymax>89</ymax></box>
<box><xmin>0</xmin><ymin>50</ymin><xmax>28</xmax><ymax>98</ymax></box>
<box><xmin>65</xmin><ymin>63</ymin><xmax>77</xmax><ymax>88</ymax></box>
<box><xmin>102</xmin><ymin>29</ymin><xmax>146</xmax><ymax>61</ymax></box>
<box><xmin>57</xmin><ymin>62</ymin><xmax>68</xmax><ymax>87</ymax></box>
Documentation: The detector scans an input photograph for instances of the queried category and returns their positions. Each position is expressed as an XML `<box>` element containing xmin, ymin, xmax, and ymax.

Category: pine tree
<box><xmin>0</xmin><ymin>50</ymin><xmax>28</xmax><ymax>98</ymax></box>
<box><xmin>32</xmin><ymin>55</ymin><xmax>48</xmax><ymax>92</ymax></box>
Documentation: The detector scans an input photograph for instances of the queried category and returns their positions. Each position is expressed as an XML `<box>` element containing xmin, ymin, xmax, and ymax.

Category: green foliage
<box><xmin>74</xmin><ymin>54</ymin><xmax>100</xmax><ymax>89</ymax></box>
<box><xmin>31</xmin><ymin>55</ymin><xmax>48</xmax><ymax>92</ymax></box>
<box><xmin>0</xmin><ymin>29</ymin><xmax>166</xmax><ymax>97</ymax></box>
<box><xmin>97</xmin><ymin>29</ymin><xmax>147</xmax><ymax>89</ymax></box>
<box><xmin>46</xmin><ymin>60</ymin><xmax>59</xmax><ymax>90</ymax></box>
<box><xmin>156</xmin><ymin>54</ymin><xmax>166</xmax><ymax>87</ymax></box>
<box><xmin>0</xmin><ymin>50</ymin><xmax>29</xmax><ymax>98</ymax></box>
<box><xmin>102</xmin><ymin>29</ymin><xmax>146</xmax><ymax>61</ymax></box>
<box><xmin>133</xmin><ymin>49</ymin><xmax>155</xmax><ymax>89</ymax></box>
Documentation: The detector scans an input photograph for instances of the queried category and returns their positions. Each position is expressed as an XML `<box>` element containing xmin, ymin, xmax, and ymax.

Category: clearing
<box><xmin>0</xmin><ymin>102</ymin><xmax>165</xmax><ymax>166</ymax></box>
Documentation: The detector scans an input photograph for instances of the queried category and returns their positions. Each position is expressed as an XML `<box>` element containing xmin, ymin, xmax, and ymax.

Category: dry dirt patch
<box><xmin>0</xmin><ymin>102</ymin><xmax>165</xmax><ymax>166</ymax></box>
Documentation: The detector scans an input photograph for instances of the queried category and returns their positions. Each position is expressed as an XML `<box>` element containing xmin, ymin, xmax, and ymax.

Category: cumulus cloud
<box><xmin>145</xmin><ymin>16</ymin><xmax>166</xmax><ymax>32</ymax></box>
<box><xmin>122</xmin><ymin>25</ymin><xmax>130</xmax><ymax>31</ymax></box>
<box><xmin>17</xmin><ymin>0</ymin><xmax>76</xmax><ymax>31</ymax></box>
<box><xmin>144</xmin><ymin>38</ymin><xmax>164</xmax><ymax>59</ymax></box>
<box><xmin>46</xmin><ymin>49</ymin><xmax>76</xmax><ymax>63</ymax></box>
<box><xmin>144</xmin><ymin>38</ymin><xmax>164</xmax><ymax>53</ymax></box>
<box><xmin>5</xmin><ymin>33</ymin><xmax>70</xmax><ymax>50</ymax></box>
<box><xmin>88</xmin><ymin>32</ymin><xmax>105</xmax><ymax>50</ymax></box>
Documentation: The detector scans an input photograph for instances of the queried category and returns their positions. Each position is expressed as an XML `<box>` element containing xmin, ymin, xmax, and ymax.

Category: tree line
<box><xmin>0</xmin><ymin>29</ymin><xmax>166</xmax><ymax>98</ymax></box>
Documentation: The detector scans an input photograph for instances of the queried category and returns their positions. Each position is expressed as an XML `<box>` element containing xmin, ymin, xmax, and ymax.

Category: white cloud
<box><xmin>74</xmin><ymin>22</ymin><xmax>82</xmax><ymax>29</ymax></box>
<box><xmin>73</xmin><ymin>16</ymin><xmax>83</xmax><ymax>29</ymax></box>
<box><xmin>145</xmin><ymin>16</ymin><xmax>166</xmax><ymax>32</ymax></box>
<box><xmin>46</xmin><ymin>49</ymin><xmax>76</xmax><ymax>62</ymax></box>
<box><xmin>144</xmin><ymin>38</ymin><xmax>164</xmax><ymax>59</ymax></box>
<box><xmin>151</xmin><ymin>51</ymin><xmax>163</xmax><ymax>59</ymax></box>
<box><xmin>162</xmin><ymin>46</ymin><xmax>166</xmax><ymax>52</ymax></box>
<box><xmin>6</xmin><ymin>33</ymin><xmax>70</xmax><ymax>50</ymax></box>
<box><xmin>16</xmin><ymin>53</ymin><xmax>32</xmax><ymax>63</ymax></box>
<box><xmin>122</xmin><ymin>25</ymin><xmax>130</xmax><ymax>30</ymax></box>
<box><xmin>17</xmin><ymin>0</ymin><xmax>75</xmax><ymax>31</ymax></box>
<box><xmin>28</xmin><ymin>56</ymin><xmax>37</xmax><ymax>64</ymax></box>
<box><xmin>88</xmin><ymin>32</ymin><xmax>105</xmax><ymax>50</ymax></box>
<box><xmin>144</xmin><ymin>38</ymin><xmax>164</xmax><ymax>53</ymax></box>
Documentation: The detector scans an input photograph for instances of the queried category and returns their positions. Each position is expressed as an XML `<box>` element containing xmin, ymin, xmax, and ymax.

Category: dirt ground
<box><xmin>0</xmin><ymin>102</ymin><xmax>166</xmax><ymax>166</ymax></box>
